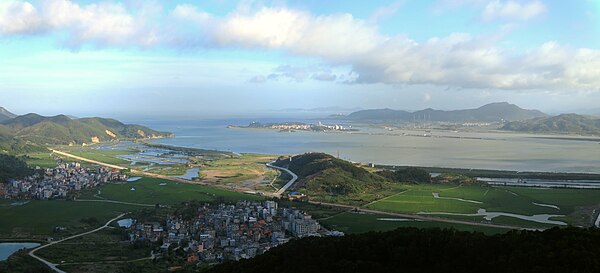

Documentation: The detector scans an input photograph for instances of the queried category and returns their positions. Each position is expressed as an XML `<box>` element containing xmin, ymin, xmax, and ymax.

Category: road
<box><xmin>266</xmin><ymin>162</ymin><xmax>298</xmax><ymax>197</ymax></box>
<box><xmin>50</xmin><ymin>149</ymin><xmax>271</xmax><ymax>196</ymax></box>
<box><xmin>29</xmin><ymin>213</ymin><xmax>129</xmax><ymax>273</ymax></box>
<box><xmin>53</xmin><ymin>149</ymin><xmax>534</xmax><ymax>231</ymax></box>
<box><xmin>308</xmin><ymin>200</ymin><xmax>538</xmax><ymax>231</ymax></box>
<box><xmin>75</xmin><ymin>199</ymin><xmax>156</xmax><ymax>207</ymax></box>
<box><xmin>267</xmin><ymin>163</ymin><xmax>537</xmax><ymax>231</ymax></box>
<box><xmin>49</xmin><ymin>149</ymin><xmax>208</xmax><ymax>186</ymax></box>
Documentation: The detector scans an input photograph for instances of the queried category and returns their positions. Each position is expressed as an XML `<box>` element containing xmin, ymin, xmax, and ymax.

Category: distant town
<box><xmin>0</xmin><ymin>163</ymin><xmax>126</xmax><ymax>199</ymax></box>
<box><xmin>125</xmin><ymin>200</ymin><xmax>342</xmax><ymax>265</ymax></box>
<box><xmin>228</xmin><ymin>121</ymin><xmax>357</xmax><ymax>132</ymax></box>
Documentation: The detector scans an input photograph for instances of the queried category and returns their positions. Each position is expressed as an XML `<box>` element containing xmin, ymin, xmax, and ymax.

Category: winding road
<box><xmin>266</xmin><ymin>162</ymin><xmax>298</xmax><ymax>197</ymax></box>
<box><xmin>53</xmin><ymin>149</ymin><xmax>537</xmax><ymax>232</ymax></box>
<box><xmin>265</xmin><ymin>163</ymin><xmax>538</xmax><ymax>231</ymax></box>
<box><xmin>29</xmin><ymin>213</ymin><xmax>129</xmax><ymax>273</ymax></box>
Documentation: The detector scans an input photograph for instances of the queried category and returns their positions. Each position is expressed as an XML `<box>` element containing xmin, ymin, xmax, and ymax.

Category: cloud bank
<box><xmin>1</xmin><ymin>0</ymin><xmax>599</xmax><ymax>92</ymax></box>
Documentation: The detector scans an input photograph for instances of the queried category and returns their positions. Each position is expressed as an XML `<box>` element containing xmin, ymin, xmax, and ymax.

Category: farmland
<box><xmin>320</xmin><ymin>211</ymin><xmax>508</xmax><ymax>235</ymax></box>
<box><xmin>85</xmin><ymin>177</ymin><xmax>264</xmax><ymax>205</ymax></box>
<box><xmin>366</xmin><ymin>183</ymin><xmax>600</xmax><ymax>228</ymax></box>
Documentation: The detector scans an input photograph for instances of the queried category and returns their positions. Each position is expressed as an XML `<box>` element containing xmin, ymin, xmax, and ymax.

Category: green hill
<box><xmin>207</xmin><ymin>227</ymin><xmax>600</xmax><ymax>273</ymax></box>
<box><xmin>275</xmin><ymin>153</ymin><xmax>389</xmax><ymax>197</ymax></box>
<box><xmin>2</xmin><ymin>113</ymin><xmax>172</xmax><ymax>145</ymax></box>
<box><xmin>0</xmin><ymin>154</ymin><xmax>32</xmax><ymax>183</ymax></box>
<box><xmin>0</xmin><ymin>124</ymin><xmax>44</xmax><ymax>154</ymax></box>
<box><xmin>502</xmin><ymin>114</ymin><xmax>600</xmax><ymax>134</ymax></box>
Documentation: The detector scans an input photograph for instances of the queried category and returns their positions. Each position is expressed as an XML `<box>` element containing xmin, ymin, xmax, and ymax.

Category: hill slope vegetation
<box><xmin>208</xmin><ymin>227</ymin><xmax>600</xmax><ymax>273</ymax></box>
<box><xmin>274</xmin><ymin>153</ymin><xmax>389</xmax><ymax>196</ymax></box>
<box><xmin>1</xmin><ymin>113</ymin><xmax>172</xmax><ymax>145</ymax></box>
<box><xmin>503</xmin><ymin>114</ymin><xmax>600</xmax><ymax>134</ymax></box>
<box><xmin>0</xmin><ymin>154</ymin><xmax>32</xmax><ymax>183</ymax></box>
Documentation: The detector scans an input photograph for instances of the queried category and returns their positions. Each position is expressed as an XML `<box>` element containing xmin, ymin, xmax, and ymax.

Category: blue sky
<box><xmin>0</xmin><ymin>0</ymin><xmax>599</xmax><ymax>118</ymax></box>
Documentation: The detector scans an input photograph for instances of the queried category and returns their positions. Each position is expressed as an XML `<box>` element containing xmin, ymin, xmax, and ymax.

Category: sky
<box><xmin>0</xmin><ymin>0</ymin><xmax>599</xmax><ymax>118</ymax></box>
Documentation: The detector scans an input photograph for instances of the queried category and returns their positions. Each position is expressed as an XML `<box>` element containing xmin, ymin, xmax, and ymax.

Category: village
<box><xmin>126</xmin><ymin>200</ymin><xmax>342</xmax><ymax>265</ymax></box>
<box><xmin>0</xmin><ymin>162</ymin><xmax>126</xmax><ymax>199</ymax></box>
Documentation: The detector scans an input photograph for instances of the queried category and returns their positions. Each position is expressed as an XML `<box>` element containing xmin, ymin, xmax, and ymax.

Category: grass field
<box><xmin>37</xmin><ymin>229</ymin><xmax>152</xmax><ymax>264</ymax></box>
<box><xmin>0</xmin><ymin>200</ymin><xmax>139</xmax><ymax>238</ymax></box>
<box><xmin>147</xmin><ymin>164</ymin><xmax>190</xmax><ymax>176</ymax></box>
<box><xmin>86</xmin><ymin>177</ymin><xmax>264</xmax><ymax>205</ymax></box>
<box><xmin>366</xmin><ymin>183</ymin><xmax>600</xmax><ymax>228</ymax></box>
<box><xmin>0</xmin><ymin>178</ymin><xmax>264</xmax><ymax>238</ymax></box>
<box><xmin>320</xmin><ymin>211</ymin><xmax>508</xmax><ymax>235</ymax></box>
<box><xmin>199</xmin><ymin>153</ymin><xmax>278</xmax><ymax>192</ymax></box>
<box><xmin>56</xmin><ymin>146</ymin><xmax>137</xmax><ymax>165</ymax></box>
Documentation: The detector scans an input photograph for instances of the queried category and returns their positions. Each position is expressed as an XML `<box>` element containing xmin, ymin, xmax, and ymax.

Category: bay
<box><xmin>130</xmin><ymin>118</ymin><xmax>600</xmax><ymax>173</ymax></box>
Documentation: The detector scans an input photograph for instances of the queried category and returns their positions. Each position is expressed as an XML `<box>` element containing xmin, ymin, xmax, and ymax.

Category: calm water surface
<box><xmin>130</xmin><ymin>118</ymin><xmax>600</xmax><ymax>173</ymax></box>
<box><xmin>0</xmin><ymin>242</ymin><xmax>40</xmax><ymax>261</ymax></box>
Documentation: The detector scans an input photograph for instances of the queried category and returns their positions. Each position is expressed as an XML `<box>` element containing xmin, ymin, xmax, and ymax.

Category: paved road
<box><xmin>54</xmin><ymin>149</ymin><xmax>534</xmax><ymax>231</ymax></box>
<box><xmin>75</xmin><ymin>199</ymin><xmax>156</xmax><ymax>207</ymax></box>
<box><xmin>308</xmin><ymin>200</ymin><xmax>539</xmax><ymax>231</ymax></box>
<box><xmin>266</xmin><ymin>162</ymin><xmax>537</xmax><ymax>231</ymax></box>
<box><xmin>29</xmin><ymin>213</ymin><xmax>129</xmax><ymax>273</ymax></box>
<box><xmin>266</xmin><ymin>162</ymin><xmax>298</xmax><ymax>197</ymax></box>
<box><xmin>50</xmin><ymin>149</ymin><xmax>208</xmax><ymax>186</ymax></box>
<box><xmin>51</xmin><ymin>149</ymin><xmax>272</xmax><ymax>196</ymax></box>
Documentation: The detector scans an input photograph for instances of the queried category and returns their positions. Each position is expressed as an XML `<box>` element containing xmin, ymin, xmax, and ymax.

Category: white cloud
<box><xmin>0</xmin><ymin>0</ymin><xmax>44</xmax><ymax>34</ymax></box>
<box><xmin>481</xmin><ymin>0</ymin><xmax>546</xmax><ymax>21</ymax></box>
<box><xmin>0</xmin><ymin>0</ymin><xmax>158</xmax><ymax>47</ymax></box>
<box><xmin>171</xmin><ymin>4</ymin><xmax>212</xmax><ymax>24</ymax></box>
<box><xmin>1</xmin><ymin>1</ymin><xmax>598</xmax><ymax>92</ymax></box>
<box><xmin>248</xmin><ymin>75</ymin><xmax>266</xmax><ymax>83</ymax></box>
<box><xmin>212</xmin><ymin>7</ymin><xmax>382</xmax><ymax>60</ymax></box>
<box><xmin>261</xmin><ymin>64</ymin><xmax>340</xmax><ymax>82</ymax></box>
<box><xmin>368</xmin><ymin>1</ymin><xmax>405</xmax><ymax>23</ymax></box>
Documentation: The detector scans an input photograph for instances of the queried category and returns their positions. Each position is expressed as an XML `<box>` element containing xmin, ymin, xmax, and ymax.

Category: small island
<box><xmin>228</xmin><ymin>121</ymin><xmax>358</xmax><ymax>132</ymax></box>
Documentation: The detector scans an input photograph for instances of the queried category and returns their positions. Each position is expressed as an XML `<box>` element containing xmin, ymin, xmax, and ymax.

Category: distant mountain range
<box><xmin>275</xmin><ymin>106</ymin><xmax>363</xmax><ymax>113</ymax></box>
<box><xmin>503</xmin><ymin>114</ymin><xmax>600</xmax><ymax>134</ymax></box>
<box><xmin>0</xmin><ymin>107</ymin><xmax>16</xmax><ymax>122</ymax></box>
<box><xmin>341</xmin><ymin>102</ymin><xmax>547</xmax><ymax>122</ymax></box>
<box><xmin>0</xmin><ymin>108</ymin><xmax>172</xmax><ymax>151</ymax></box>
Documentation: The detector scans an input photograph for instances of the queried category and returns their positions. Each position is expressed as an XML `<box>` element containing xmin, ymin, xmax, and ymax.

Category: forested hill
<box><xmin>1</xmin><ymin>113</ymin><xmax>172</xmax><ymax>145</ymax></box>
<box><xmin>0</xmin><ymin>154</ymin><xmax>32</xmax><ymax>183</ymax></box>
<box><xmin>502</xmin><ymin>114</ymin><xmax>600</xmax><ymax>134</ymax></box>
<box><xmin>274</xmin><ymin>153</ymin><xmax>388</xmax><ymax>195</ymax></box>
<box><xmin>207</xmin><ymin>227</ymin><xmax>600</xmax><ymax>273</ymax></box>
<box><xmin>343</xmin><ymin>102</ymin><xmax>547</xmax><ymax>122</ymax></box>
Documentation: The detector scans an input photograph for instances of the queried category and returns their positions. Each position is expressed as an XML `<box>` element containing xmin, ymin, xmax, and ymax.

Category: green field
<box><xmin>147</xmin><ymin>164</ymin><xmax>190</xmax><ymax>176</ymax></box>
<box><xmin>56</xmin><ymin>146</ymin><xmax>137</xmax><ymax>165</ymax></box>
<box><xmin>85</xmin><ymin>177</ymin><xmax>264</xmax><ymax>205</ymax></box>
<box><xmin>37</xmin><ymin>229</ymin><xmax>152</xmax><ymax>265</ymax></box>
<box><xmin>0</xmin><ymin>200</ymin><xmax>139</xmax><ymax>238</ymax></box>
<box><xmin>366</xmin><ymin>183</ymin><xmax>600</xmax><ymax>228</ymax></box>
<box><xmin>321</xmin><ymin>211</ymin><xmax>508</xmax><ymax>235</ymax></box>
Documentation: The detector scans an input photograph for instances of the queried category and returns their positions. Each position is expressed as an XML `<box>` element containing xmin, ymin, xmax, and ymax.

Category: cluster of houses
<box><xmin>270</xmin><ymin>122</ymin><xmax>351</xmax><ymax>132</ymax></box>
<box><xmin>127</xmin><ymin>200</ymin><xmax>330</xmax><ymax>265</ymax></box>
<box><xmin>1</xmin><ymin>162</ymin><xmax>127</xmax><ymax>199</ymax></box>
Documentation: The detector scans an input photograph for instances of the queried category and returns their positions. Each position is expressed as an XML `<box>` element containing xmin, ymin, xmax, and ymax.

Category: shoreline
<box><xmin>140</xmin><ymin>140</ymin><xmax>600</xmax><ymax>181</ymax></box>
